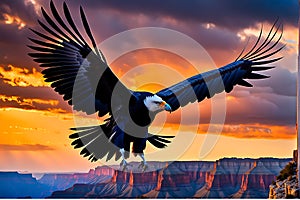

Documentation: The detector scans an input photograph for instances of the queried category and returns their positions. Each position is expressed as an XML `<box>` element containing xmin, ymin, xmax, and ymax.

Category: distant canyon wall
<box><xmin>48</xmin><ymin>158</ymin><xmax>290</xmax><ymax>198</ymax></box>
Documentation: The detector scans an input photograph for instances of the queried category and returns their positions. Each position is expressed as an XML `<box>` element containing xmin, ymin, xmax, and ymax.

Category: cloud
<box><xmin>225</xmin><ymin>92</ymin><xmax>296</xmax><ymax>126</ymax></box>
<box><xmin>0</xmin><ymin>94</ymin><xmax>59</xmax><ymax>110</ymax></box>
<box><xmin>0</xmin><ymin>0</ymin><xmax>39</xmax><ymax>26</ymax></box>
<box><xmin>0</xmin><ymin>65</ymin><xmax>49</xmax><ymax>87</ymax></box>
<box><xmin>220</xmin><ymin>66</ymin><xmax>297</xmax><ymax>125</ymax></box>
<box><xmin>43</xmin><ymin>0</ymin><xmax>293</xmax><ymax>68</ymax></box>
<box><xmin>0</xmin><ymin>65</ymin><xmax>71</xmax><ymax>113</ymax></box>
<box><xmin>0</xmin><ymin>0</ymin><xmax>296</xmax><ymax>70</ymax></box>
<box><xmin>2</xmin><ymin>13</ymin><xmax>26</xmax><ymax>30</ymax></box>
<box><xmin>0</xmin><ymin>24</ymin><xmax>37</xmax><ymax>68</ymax></box>
<box><xmin>0</xmin><ymin>0</ymin><xmax>39</xmax><ymax>67</ymax></box>
<box><xmin>63</xmin><ymin>0</ymin><xmax>298</xmax><ymax>30</ymax></box>
<box><xmin>200</xmin><ymin>124</ymin><xmax>295</xmax><ymax>139</ymax></box>
<box><xmin>0</xmin><ymin>86</ymin><xmax>72</xmax><ymax>113</ymax></box>
<box><xmin>161</xmin><ymin>123</ymin><xmax>295</xmax><ymax>139</ymax></box>
<box><xmin>253</xmin><ymin>66</ymin><xmax>296</xmax><ymax>96</ymax></box>
<box><xmin>0</xmin><ymin>144</ymin><xmax>54</xmax><ymax>151</ymax></box>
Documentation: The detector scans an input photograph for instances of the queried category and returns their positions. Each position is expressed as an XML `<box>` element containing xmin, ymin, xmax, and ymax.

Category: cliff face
<box><xmin>0</xmin><ymin>159</ymin><xmax>290</xmax><ymax>198</ymax></box>
<box><xmin>50</xmin><ymin>158</ymin><xmax>290</xmax><ymax>198</ymax></box>
<box><xmin>206</xmin><ymin>158</ymin><xmax>290</xmax><ymax>198</ymax></box>
<box><xmin>269</xmin><ymin>161</ymin><xmax>300</xmax><ymax>198</ymax></box>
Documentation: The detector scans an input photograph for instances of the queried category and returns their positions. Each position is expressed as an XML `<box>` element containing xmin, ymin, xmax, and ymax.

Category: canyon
<box><xmin>0</xmin><ymin>158</ymin><xmax>290</xmax><ymax>198</ymax></box>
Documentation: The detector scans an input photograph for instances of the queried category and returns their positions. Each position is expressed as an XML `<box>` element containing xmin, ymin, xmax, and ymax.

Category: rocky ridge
<box><xmin>0</xmin><ymin>158</ymin><xmax>291</xmax><ymax>198</ymax></box>
<box><xmin>49</xmin><ymin>158</ymin><xmax>290</xmax><ymax>198</ymax></box>
<box><xmin>269</xmin><ymin>161</ymin><xmax>300</xmax><ymax>199</ymax></box>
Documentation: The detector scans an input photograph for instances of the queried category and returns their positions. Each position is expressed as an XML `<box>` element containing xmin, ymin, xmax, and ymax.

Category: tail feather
<box><xmin>70</xmin><ymin>126</ymin><xmax>175</xmax><ymax>161</ymax></box>
<box><xmin>69</xmin><ymin>125</ymin><xmax>120</xmax><ymax>162</ymax></box>
<box><xmin>71</xmin><ymin>128</ymin><xmax>101</xmax><ymax>148</ymax></box>
<box><xmin>147</xmin><ymin>134</ymin><xmax>175</xmax><ymax>149</ymax></box>
<box><xmin>153</xmin><ymin>136</ymin><xmax>172</xmax><ymax>144</ymax></box>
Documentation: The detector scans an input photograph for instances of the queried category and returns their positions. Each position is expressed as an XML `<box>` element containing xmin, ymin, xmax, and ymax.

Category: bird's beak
<box><xmin>160</xmin><ymin>101</ymin><xmax>172</xmax><ymax>113</ymax></box>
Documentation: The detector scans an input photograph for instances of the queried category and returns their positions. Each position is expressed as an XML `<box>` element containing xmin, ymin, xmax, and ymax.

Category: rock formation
<box><xmin>269</xmin><ymin>161</ymin><xmax>299</xmax><ymax>198</ymax></box>
<box><xmin>0</xmin><ymin>158</ymin><xmax>291</xmax><ymax>198</ymax></box>
<box><xmin>49</xmin><ymin>158</ymin><xmax>290</xmax><ymax>198</ymax></box>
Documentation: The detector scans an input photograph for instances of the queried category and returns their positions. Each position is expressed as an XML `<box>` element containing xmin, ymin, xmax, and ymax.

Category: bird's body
<box><xmin>28</xmin><ymin>1</ymin><xmax>284</xmax><ymax>171</ymax></box>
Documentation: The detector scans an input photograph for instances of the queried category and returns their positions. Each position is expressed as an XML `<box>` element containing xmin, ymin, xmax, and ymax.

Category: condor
<box><xmin>28</xmin><ymin>1</ymin><xmax>284</xmax><ymax>171</ymax></box>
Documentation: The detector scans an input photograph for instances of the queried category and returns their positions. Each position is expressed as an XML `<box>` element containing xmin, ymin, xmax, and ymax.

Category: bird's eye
<box><xmin>153</xmin><ymin>101</ymin><xmax>161</xmax><ymax>104</ymax></box>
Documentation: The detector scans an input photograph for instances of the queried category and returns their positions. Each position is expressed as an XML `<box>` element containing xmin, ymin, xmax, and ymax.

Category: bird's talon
<box><xmin>138</xmin><ymin>161</ymin><xmax>148</xmax><ymax>172</ymax></box>
<box><xmin>142</xmin><ymin>164</ymin><xmax>148</xmax><ymax>172</ymax></box>
<box><xmin>138</xmin><ymin>162</ymin><xmax>143</xmax><ymax>169</ymax></box>
<box><xmin>120</xmin><ymin>160</ymin><xmax>129</xmax><ymax>171</ymax></box>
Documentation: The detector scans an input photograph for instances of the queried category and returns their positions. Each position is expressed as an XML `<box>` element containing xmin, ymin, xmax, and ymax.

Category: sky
<box><xmin>0</xmin><ymin>0</ymin><xmax>298</xmax><ymax>172</ymax></box>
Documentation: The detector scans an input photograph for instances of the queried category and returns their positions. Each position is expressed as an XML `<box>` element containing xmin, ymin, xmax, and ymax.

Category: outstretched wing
<box><xmin>28</xmin><ymin>1</ymin><xmax>131</xmax><ymax>116</ymax></box>
<box><xmin>156</xmin><ymin>20</ymin><xmax>284</xmax><ymax>112</ymax></box>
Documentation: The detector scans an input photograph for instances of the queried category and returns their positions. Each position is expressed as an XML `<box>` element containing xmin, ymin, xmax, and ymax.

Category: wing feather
<box><xmin>157</xmin><ymin>20</ymin><xmax>283</xmax><ymax>112</ymax></box>
<box><xmin>28</xmin><ymin>0</ymin><xmax>131</xmax><ymax>116</ymax></box>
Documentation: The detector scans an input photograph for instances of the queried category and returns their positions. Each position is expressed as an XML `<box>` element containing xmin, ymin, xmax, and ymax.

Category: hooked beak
<box><xmin>159</xmin><ymin>101</ymin><xmax>172</xmax><ymax>113</ymax></box>
<box><xmin>164</xmin><ymin>103</ymin><xmax>172</xmax><ymax>113</ymax></box>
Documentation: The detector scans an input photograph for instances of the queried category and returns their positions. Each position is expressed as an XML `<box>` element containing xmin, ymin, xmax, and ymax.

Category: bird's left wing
<box><xmin>28</xmin><ymin>1</ymin><xmax>132</xmax><ymax>116</ymax></box>
<box><xmin>156</xmin><ymin>21</ymin><xmax>284</xmax><ymax>112</ymax></box>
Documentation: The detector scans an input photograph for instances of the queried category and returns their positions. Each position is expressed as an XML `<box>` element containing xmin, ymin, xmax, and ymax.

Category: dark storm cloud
<box><xmin>228</xmin><ymin>67</ymin><xmax>297</xmax><ymax>98</ymax></box>
<box><xmin>1</xmin><ymin>0</ymin><xmax>295</xmax><ymax>69</ymax></box>
<box><xmin>0</xmin><ymin>24</ymin><xmax>36</xmax><ymax>68</ymax></box>
<box><xmin>224</xmin><ymin>67</ymin><xmax>297</xmax><ymax>125</ymax></box>
<box><xmin>253</xmin><ymin>67</ymin><xmax>297</xmax><ymax>97</ymax></box>
<box><xmin>0</xmin><ymin>0</ymin><xmax>38</xmax><ymax>25</ymax></box>
<box><xmin>42</xmin><ymin>0</ymin><xmax>292</xmax><ymax>67</ymax></box>
<box><xmin>226</xmin><ymin>92</ymin><xmax>296</xmax><ymax>126</ymax></box>
<box><xmin>0</xmin><ymin>0</ymin><xmax>40</xmax><ymax>68</ymax></box>
<box><xmin>61</xmin><ymin>0</ymin><xmax>298</xmax><ymax>30</ymax></box>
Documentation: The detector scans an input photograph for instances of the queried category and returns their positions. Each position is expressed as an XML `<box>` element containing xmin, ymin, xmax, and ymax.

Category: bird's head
<box><xmin>144</xmin><ymin>95</ymin><xmax>172</xmax><ymax>113</ymax></box>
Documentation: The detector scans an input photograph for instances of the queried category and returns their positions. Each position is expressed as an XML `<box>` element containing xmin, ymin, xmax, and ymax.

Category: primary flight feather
<box><xmin>28</xmin><ymin>1</ymin><xmax>284</xmax><ymax>171</ymax></box>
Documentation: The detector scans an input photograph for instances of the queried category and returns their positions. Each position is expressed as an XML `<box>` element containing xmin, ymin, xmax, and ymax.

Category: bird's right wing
<box><xmin>28</xmin><ymin>1</ymin><xmax>132</xmax><ymax>116</ymax></box>
<box><xmin>157</xmin><ymin>21</ymin><xmax>284</xmax><ymax>112</ymax></box>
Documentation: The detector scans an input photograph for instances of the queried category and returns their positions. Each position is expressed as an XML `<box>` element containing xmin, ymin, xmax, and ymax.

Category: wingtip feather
<box><xmin>245</xmin><ymin>73</ymin><xmax>270</xmax><ymax>79</ymax></box>
<box><xmin>237</xmin><ymin>79</ymin><xmax>253</xmax><ymax>87</ymax></box>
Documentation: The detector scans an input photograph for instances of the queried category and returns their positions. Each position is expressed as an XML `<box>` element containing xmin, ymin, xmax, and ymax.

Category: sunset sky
<box><xmin>0</xmin><ymin>0</ymin><xmax>298</xmax><ymax>172</ymax></box>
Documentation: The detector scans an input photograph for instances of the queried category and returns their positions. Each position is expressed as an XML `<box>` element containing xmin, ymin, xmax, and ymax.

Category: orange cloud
<box><xmin>158</xmin><ymin>123</ymin><xmax>296</xmax><ymax>140</ymax></box>
<box><xmin>2</xmin><ymin>13</ymin><xmax>26</xmax><ymax>29</ymax></box>
<box><xmin>0</xmin><ymin>65</ymin><xmax>48</xmax><ymax>87</ymax></box>
<box><xmin>202</xmin><ymin>124</ymin><xmax>295</xmax><ymax>139</ymax></box>
<box><xmin>0</xmin><ymin>144</ymin><xmax>54</xmax><ymax>151</ymax></box>
<box><xmin>0</xmin><ymin>94</ymin><xmax>59</xmax><ymax>109</ymax></box>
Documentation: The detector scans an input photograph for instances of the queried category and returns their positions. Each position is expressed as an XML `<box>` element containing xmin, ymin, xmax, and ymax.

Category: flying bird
<box><xmin>28</xmin><ymin>1</ymin><xmax>284</xmax><ymax>171</ymax></box>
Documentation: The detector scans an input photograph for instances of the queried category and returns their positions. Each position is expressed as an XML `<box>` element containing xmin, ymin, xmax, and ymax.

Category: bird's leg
<box><xmin>137</xmin><ymin>153</ymin><xmax>148</xmax><ymax>172</ymax></box>
<box><xmin>119</xmin><ymin>148</ymin><xmax>129</xmax><ymax>171</ymax></box>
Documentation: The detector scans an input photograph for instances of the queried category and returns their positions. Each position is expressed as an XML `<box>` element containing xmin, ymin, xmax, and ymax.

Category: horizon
<box><xmin>0</xmin><ymin>156</ymin><xmax>293</xmax><ymax>174</ymax></box>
